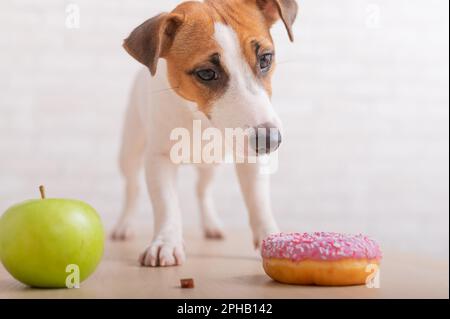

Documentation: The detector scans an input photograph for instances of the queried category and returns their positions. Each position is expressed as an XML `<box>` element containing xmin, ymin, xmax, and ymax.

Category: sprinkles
<box><xmin>261</xmin><ymin>232</ymin><xmax>382</xmax><ymax>262</ymax></box>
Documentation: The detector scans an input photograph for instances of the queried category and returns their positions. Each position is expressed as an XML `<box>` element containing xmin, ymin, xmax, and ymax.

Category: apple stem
<box><xmin>39</xmin><ymin>185</ymin><xmax>46</xmax><ymax>199</ymax></box>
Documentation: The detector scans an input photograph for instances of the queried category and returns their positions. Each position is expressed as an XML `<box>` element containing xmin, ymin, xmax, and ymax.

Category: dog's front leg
<box><xmin>235</xmin><ymin>161</ymin><xmax>279</xmax><ymax>249</ymax></box>
<box><xmin>139</xmin><ymin>153</ymin><xmax>185</xmax><ymax>267</ymax></box>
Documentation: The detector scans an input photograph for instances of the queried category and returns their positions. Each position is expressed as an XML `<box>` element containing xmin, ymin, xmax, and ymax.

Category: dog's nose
<box><xmin>249</xmin><ymin>123</ymin><xmax>282</xmax><ymax>155</ymax></box>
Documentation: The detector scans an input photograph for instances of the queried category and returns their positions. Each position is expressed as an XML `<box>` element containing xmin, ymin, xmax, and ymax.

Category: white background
<box><xmin>0</xmin><ymin>0</ymin><xmax>448</xmax><ymax>259</ymax></box>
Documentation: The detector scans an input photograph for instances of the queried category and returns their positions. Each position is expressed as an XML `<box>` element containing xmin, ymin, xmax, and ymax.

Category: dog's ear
<box><xmin>256</xmin><ymin>0</ymin><xmax>298</xmax><ymax>42</ymax></box>
<box><xmin>123</xmin><ymin>13</ymin><xmax>184</xmax><ymax>76</ymax></box>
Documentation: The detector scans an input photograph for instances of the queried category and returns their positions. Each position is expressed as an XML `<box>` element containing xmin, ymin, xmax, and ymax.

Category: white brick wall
<box><xmin>0</xmin><ymin>0</ymin><xmax>448</xmax><ymax>258</ymax></box>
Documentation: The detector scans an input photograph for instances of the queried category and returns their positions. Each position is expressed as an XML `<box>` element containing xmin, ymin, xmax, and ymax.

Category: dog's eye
<box><xmin>196</xmin><ymin>69</ymin><xmax>218</xmax><ymax>82</ymax></box>
<box><xmin>259</xmin><ymin>53</ymin><xmax>273</xmax><ymax>72</ymax></box>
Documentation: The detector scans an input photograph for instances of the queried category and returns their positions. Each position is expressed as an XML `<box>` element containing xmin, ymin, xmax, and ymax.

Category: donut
<box><xmin>261</xmin><ymin>232</ymin><xmax>382</xmax><ymax>286</ymax></box>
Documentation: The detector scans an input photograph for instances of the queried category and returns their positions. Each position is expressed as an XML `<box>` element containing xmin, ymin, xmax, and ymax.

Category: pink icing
<box><xmin>261</xmin><ymin>232</ymin><xmax>382</xmax><ymax>262</ymax></box>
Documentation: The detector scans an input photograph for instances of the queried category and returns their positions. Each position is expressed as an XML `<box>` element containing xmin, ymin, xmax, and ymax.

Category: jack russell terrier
<box><xmin>111</xmin><ymin>0</ymin><xmax>298</xmax><ymax>267</ymax></box>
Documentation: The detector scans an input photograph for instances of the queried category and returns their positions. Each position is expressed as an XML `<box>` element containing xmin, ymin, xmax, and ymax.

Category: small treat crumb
<box><xmin>180</xmin><ymin>278</ymin><xmax>194</xmax><ymax>288</ymax></box>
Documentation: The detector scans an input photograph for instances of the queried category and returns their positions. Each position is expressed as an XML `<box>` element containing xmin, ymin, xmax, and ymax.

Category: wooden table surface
<box><xmin>0</xmin><ymin>230</ymin><xmax>448</xmax><ymax>299</ymax></box>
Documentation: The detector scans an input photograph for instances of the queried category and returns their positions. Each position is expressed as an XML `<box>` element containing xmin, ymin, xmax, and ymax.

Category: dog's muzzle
<box><xmin>249</xmin><ymin>122</ymin><xmax>282</xmax><ymax>155</ymax></box>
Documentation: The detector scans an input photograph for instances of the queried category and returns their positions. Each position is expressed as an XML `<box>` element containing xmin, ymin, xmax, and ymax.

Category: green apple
<box><xmin>0</xmin><ymin>187</ymin><xmax>104</xmax><ymax>288</ymax></box>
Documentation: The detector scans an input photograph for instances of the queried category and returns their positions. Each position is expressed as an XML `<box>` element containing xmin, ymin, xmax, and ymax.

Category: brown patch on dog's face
<box><xmin>163</xmin><ymin>2</ymin><xmax>229</xmax><ymax>115</ymax></box>
<box><xmin>165</xmin><ymin>0</ymin><xmax>280</xmax><ymax>115</ymax></box>
<box><xmin>123</xmin><ymin>0</ymin><xmax>297</xmax><ymax>117</ymax></box>
<box><xmin>207</xmin><ymin>0</ymin><xmax>278</xmax><ymax>96</ymax></box>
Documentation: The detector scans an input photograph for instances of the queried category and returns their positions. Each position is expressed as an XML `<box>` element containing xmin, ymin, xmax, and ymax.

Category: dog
<box><xmin>111</xmin><ymin>0</ymin><xmax>298</xmax><ymax>267</ymax></box>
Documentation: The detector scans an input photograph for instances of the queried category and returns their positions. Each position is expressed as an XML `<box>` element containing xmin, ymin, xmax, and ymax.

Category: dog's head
<box><xmin>124</xmin><ymin>0</ymin><xmax>298</xmax><ymax>154</ymax></box>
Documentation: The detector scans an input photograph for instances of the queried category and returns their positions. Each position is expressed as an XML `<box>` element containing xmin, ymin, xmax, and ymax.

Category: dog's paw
<box><xmin>139</xmin><ymin>239</ymin><xmax>185</xmax><ymax>267</ymax></box>
<box><xmin>252</xmin><ymin>224</ymin><xmax>279</xmax><ymax>249</ymax></box>
<box><xmin>204</xmin><ymin>225</ymin><xmax>225</xmax><ymax>240</ymax></box>
<box><xmin>203</xmin><ymin>219</ymin><xmax>225</xmax><ymax>240</ymax></box>
<box><xmin>202</xmin><ymin>214</ymin><xmax>225</xmax><ymax>240</ymax></box>
<box><xmin>110</xmin><ymin>222</ymin><xmax>134</xmax><ymax>241</ymax></box>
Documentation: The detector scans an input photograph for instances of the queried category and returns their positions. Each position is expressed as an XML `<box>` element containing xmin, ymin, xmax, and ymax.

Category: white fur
<box><xmin>112</xmin><ymin>23</ymin><xmax>280</xmax><ymax>267</ymax></box>
<box><xmin>210</xmin><ymin>23</ymin><xmax>282</xmax><ymax>132</ymax></box>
